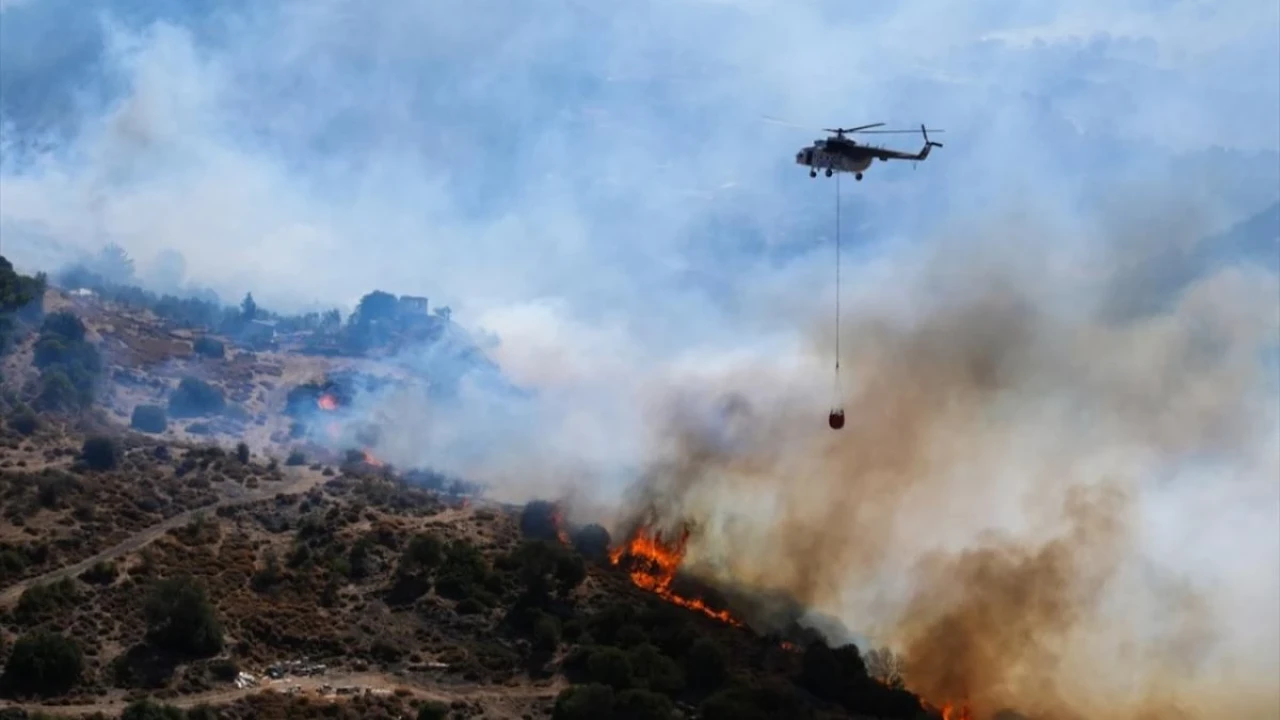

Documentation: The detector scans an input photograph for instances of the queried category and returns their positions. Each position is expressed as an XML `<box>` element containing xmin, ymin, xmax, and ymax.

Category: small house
<box><xmin>398</xmin><ymin>295</ymin><xmax>429</xmax><ymax>315</ymax></box>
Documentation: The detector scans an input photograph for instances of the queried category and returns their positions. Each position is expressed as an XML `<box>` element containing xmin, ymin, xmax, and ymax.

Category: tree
<box><xmin>192</xmin><ymin>336</ymin><xmax>225</xmax><ymax>359</ymax></box>
<box><xmin>0</xmin><ymin>630</ymin><xmax>83</xmax><ymax>697</ymax></box>
<box><xmin>417</xmin><ymin>701</ymin><xmax>449</xmax><ymax>720</ymax></box>
<box><xmin>93</xmin><ymin>243</ymin><xmax>136</xmax><ymax>285</ymax></box>
<box><xmin>572</xmin><ymin>524</ymin><xmax>612</xmax><ymax>562</ymax></box>
<box><xmin>865</xmin><ymin>646</ymin><xmax>906</xmax><ymax>689</ymax></box>
<box><xmin>552</xmin><ymin>684</ymin><xmax>615</xmax><ymax>720</ymax></box>
<box><xmin>7</xmin><ymin>408</ymin><xmax>38</xmax><ymax>436</ymax></box>
<box><xmin>144</xmin><ymin>574</ymin><xmax>224</xmax><ymax>657</ymax></box>
<box><xmin>685</xmin><ymin>638</ymin><xmax>728</xmax><ymax>691</ymax></box>
<box><xmin>32</xmin><ymin>311</ymin><xmax>101</xmax><ymax>410</ymax></box>
<box><xmin>81</xmin><ymin>436</ymin><xmax>120</xmax><ymax>470</ymax></box>
<box><xmin>520</xmin><ymin>500</ymin><xmax>562</xmax><ymax>542</ymax></box>
<box><xmin>615</xmin><ymin>688</ymin><xmax>675</xmax><ymax>720</ymax></box>
<box><xmin>240</xmin><ymin>292</ymin><xmax>257</xmax><ymax>321</ymax></box>
<box><xmin>168</xmin><ymin>377</ymin><xmax>226</xmax><ymax>418</ymax></box>
<box><xmin>587</xmin><ymin>646</ymin><xmax>633</xmax><ymax>690</ymax></box>
<box><xmin>353</xmin><ymin>290</ymin><xmax>398</xmax><ymax>326</ymax></box>
<box><xmin>130</xmin><ymin>404</ymin><xmax>168</xmax><ymax>434</ymax></box>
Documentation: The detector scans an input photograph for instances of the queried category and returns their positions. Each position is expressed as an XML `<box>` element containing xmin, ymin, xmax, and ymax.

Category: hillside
<box><xmin>0</xmin><ymin>257</ymin><xmax>947</xmax><ymax>720</ymax></box>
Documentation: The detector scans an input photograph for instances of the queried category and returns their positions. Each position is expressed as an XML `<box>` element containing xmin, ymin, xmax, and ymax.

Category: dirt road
<box><xmin>0</xmin><ymin>671</ymin><xmax>566</xmax><ymax>717</ymax></box>
<box><xmin>0</xmin><ymin>466</ymin><xmax>329</xmax><ymax>607</ymax></box>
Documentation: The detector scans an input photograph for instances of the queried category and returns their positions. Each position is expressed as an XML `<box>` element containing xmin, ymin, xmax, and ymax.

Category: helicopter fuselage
<box><xmin>795</xmin><ymin>139</ymin><xmax>880</xmax><ymax>179</ymax></box>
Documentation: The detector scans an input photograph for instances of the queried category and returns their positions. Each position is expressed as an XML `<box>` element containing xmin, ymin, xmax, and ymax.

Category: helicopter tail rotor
<box><xmin>922</xmin><ymin>123</ymin><xmax>943</xmax><ymax>148</ymax></box>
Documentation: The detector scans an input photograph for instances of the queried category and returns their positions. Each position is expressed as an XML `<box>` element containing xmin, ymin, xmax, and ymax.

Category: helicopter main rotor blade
<box><xmin>761</xmin><ymin>115</ymin><xmax>815</xmax><ymax>130</ymax></box>
<box><xmin>855</xmin><ymin>128</ymin><xmax>946</xmax><ymax>134</ymax></box>
<box><xmin>823</xmin><ymin>123</ymin><xmax>886</xmax><ymax>134</ymax></box>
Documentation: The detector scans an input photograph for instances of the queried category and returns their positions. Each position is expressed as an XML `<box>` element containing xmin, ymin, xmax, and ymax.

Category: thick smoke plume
<box><xmin>613</xmin><ymin>208</ymin><xmax>1280</xmax><ymax>719</ymax></box>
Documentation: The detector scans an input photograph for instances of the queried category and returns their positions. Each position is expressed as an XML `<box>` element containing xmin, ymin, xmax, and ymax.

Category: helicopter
<box><xmin>770</xmin><ymin>119</ymin><xmax>944</xmax><ymax>181</ymax></box>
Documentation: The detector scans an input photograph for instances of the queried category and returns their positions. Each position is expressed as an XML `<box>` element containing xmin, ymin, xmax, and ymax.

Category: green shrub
<box><xmin>552</xmin><ymin>684</ymin><xmax>616</xmax><ymax>720</ymax></box>
<box><xmin>7</xmin><ymin>409</ymin><xmax>38</xmax><ymax>436</ymax></box>
<box><xmin>192</xmin><ymin>336</ymin><xmax>225</xmax><ymax>359</ymax></box>
<box><xmin>80</xmin><ymin>435</ymin><xmax>119</xmax><ymax>470</ymax></box>
<box><xmin>144</xmin><ymin>574</ymin><xmax>224</xmax><ymax>657</ymax></box>
<box><xmin>130</xmin><ymin>404</ymin><xmax>168</xmax><ymax>433</ymax></box>
<box><xmin>169</xmin><ymin>377</ymin><xmax>225</xmax><ymax>418</ymax></box>
<box><xmin>0</xmin><ymin>630</ymin><xmax>83</xmax><ymax>697</ymax></box>
<box><xmin>417</xmin><ymin>701</ymin><xmax>449</xmax><ymax>720</ymax></box>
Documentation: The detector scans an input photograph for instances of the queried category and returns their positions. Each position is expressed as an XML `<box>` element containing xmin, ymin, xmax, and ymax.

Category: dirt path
<box><xmin>0</xmin><ymin>671</ymin><xmax>566</xmax><ymax>717</ymax></box>
<box><xmin>0</xmin><ymin>466</ymin><xmax>329</xmax><ymax>607</ymax></box>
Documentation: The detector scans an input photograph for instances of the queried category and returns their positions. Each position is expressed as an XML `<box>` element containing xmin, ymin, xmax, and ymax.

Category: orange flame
<box><xmin>608</xmin><ymin>525</ymin><xmax>742</xmax><ymax>627</ymax></box>
<box><xmin>362</xmin><ymin>449</ymin><xmax>383</xmax><ymax>467</ymax></box>
<box><xmin>317</xmin><ymin>393</ymin><xmax>338</xmax><ymax>411</ymax></box>
<box><xmin>551</xmin><ymin>508</ymin><xmax>571</xmax><ymax>545</ymax></box>
<box><xmin>931</xmin><ymin>701</ymin><xmax>973</xmax><ymax>720</ymax></box>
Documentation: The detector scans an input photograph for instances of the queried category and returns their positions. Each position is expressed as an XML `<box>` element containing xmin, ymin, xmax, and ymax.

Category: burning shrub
<box><xmin>130</xmin><ymin>404</ymin><xmax>168</xmax><ymax>433</ymax></box>
<box><xmin>520</xmin><ymin>500</ymin><xmax>561</xmax><ymax>541</ymax></box>
<box><xmin>168</xmin><ymin>377</ymin><xmax>225</xmax><ymax>418</ymax></box>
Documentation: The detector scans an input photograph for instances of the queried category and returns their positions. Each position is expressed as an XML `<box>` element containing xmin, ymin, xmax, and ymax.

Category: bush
<box><xmin>587</xmin><ymin>646</ymin><xmax>633</xmax><ymax>690</ymax></box>
<box><xmin>32</xmin><ymin>311</ymin><xmax>101</xmax><ymax>410</ymax></box>
<box><xmin>285</xmin><ymin>449</ymin><xmax>307</xmax><ymax>466</ymax></box>
<box><xmin>80</xmin><ymin>560</ymin><xmax>119</xmax><ymax>585</ymax></box>
<box><xmin>403</xmin><ymin>534</ymin><xmax>444</xmax><ymax>571</ymax></box>
<box><xmin>121</xmin><ymin>698</ymin><xmax>185</xmax><ymax>720</ymax></box>
<box><xmin>532</xmin><ymin>614</ymin><xmax>561</xmax><ymax>654</ymax></box>
<box><xmin>192</xmin><ymin>336</ymin><xmax>225</xmax><ymax>359</ymax></box>
<box><xmin>7</xmin><ymin>409</ymin><xmax>37</xmax><ymax>436</ymax></box>
<box><xmin>685</xmin><ymin>638</ymin><xmax>728</xmax><ymax>691</ymax></box>
<box><xmin>417</xmin><ymin>701</ymin><xmax>449</xmax><ymax>720</ymax></box>
<box><xmin>0</xmin><ymin>630</ymin><xmax>83</xmax><ymax>697</ymax></box>
<box><xmin>235</xmin><ymin>442</ymin><xmax>250</xmax><ymax>463</ymax></box>
<box><xmin>616</xmin><ymin>688</ymin><xmax>675</xmax><ymax>720</ymax></box>
<box><xmin>520</xmin><ymin>500</ymin><xmax>561</xmax><ymax>541</ymax></box>
<box><xmin>552</xmin><ymin>684</ymin><xmax>616</xmax><ymax>720</ymax></box>
<box><xmin>571</xmin><ymin>523</ymin><xmax>612</xmax><ymax>562</ymax></box>
<box><xmin>130</xmin><ymin>404</ymin><xmax>168</xmax><ymax>433</ymax></box>
<box><xmin>168</xmin><ymin>377</ymin><xmax>225</xmax><ymax>418</ymax></box>
<box><xmin>81</xmin><ymin>435</ymin><xmax>119</xmax><ymax>470</ymax></box>
<box><xmin>15</xmin><ymin>577</ymin><xmax>79</xmax><ymax>623</ymax></box>
<box><xmin>144</xmin><ymin>574</ymin><xmax>224</xmax><ymax>657</ymax></box>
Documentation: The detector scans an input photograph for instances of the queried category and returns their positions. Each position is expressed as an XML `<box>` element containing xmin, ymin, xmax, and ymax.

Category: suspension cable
<box><xmin>834</xmin><ymin>172</ymin><xmax>841</xmax><ymax>375</ymax></box>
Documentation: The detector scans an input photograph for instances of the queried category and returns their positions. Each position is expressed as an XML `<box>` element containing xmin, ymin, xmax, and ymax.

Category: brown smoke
<box><xmin>616</xmin><ymin>205</ymin><xmax>1280</xmax><ymax>719</ymax></box>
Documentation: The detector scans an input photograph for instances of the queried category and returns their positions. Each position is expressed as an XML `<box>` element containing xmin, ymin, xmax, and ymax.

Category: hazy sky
<box><xmin>1</xmin><ymin>0</ymin><xmax>1277</xmax><ymax>337</ymax></box>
